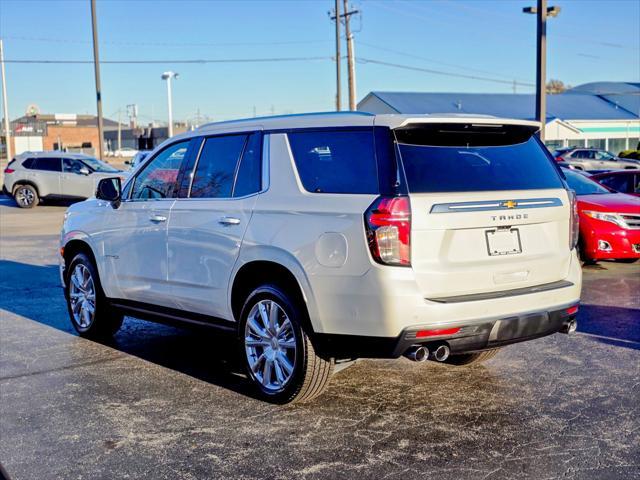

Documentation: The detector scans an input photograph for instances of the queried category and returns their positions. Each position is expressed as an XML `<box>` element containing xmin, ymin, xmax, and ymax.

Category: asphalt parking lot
<box><xmin>1</xmin><ymin>199</ymin><xmax>639</xmax><ymax>480</ymax></box>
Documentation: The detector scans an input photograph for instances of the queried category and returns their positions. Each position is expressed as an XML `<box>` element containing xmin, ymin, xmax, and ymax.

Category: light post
<box><xmin>161</xmin><ymin>71</ymin><xmax>178</xmax><ymax>138</ymax></box>
<box><xmin>523</xmin><ymin>0</ymin><xmax>560</xmax><ymax>143</ymax></box>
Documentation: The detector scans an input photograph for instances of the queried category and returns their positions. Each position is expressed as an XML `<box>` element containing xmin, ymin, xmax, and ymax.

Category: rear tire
<box><xmin>65</xmin><ymin>253</ymin><xmax>123</xmax><ymax>339</ymax></box>
<box><xmin>13</xmin><ymin>184</ymin><xmax>39</xmax><ymax>208</ymax></box>
<box><xmin>444</xmin><ymin>348</ymin><xmax>501</xmax><ymax>366</ymax></box>
<box><xmin>239</xmin><ymin>285</ymin><xmax>333</xmax><ymax>404</ymax></box>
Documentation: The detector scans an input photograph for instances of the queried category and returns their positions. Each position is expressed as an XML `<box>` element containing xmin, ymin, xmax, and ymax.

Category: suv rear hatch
<box><xmin>393</xmin><ymin>121</ymin><xmax>572</xmax><ymax>301</ymax></box>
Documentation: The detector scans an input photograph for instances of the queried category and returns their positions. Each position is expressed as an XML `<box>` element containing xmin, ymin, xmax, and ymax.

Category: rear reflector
<box><xmin>566</xmin><ymin>305</ymin><xmax>579</xmax><ymax>315</ymax></box>
<box><xmin>415</xmin><ymin>327</ymin><xmax>461</xmax><ymax>338</ymax></box>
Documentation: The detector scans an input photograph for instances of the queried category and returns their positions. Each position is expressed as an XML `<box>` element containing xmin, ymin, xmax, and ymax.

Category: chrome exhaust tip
<box><xmin>431</xmin><ymin>344</ymin><xmax>450</xmax><ymax>362</ymax></box>
<box><xmin>561</xmin><ymin>319</ymin><xmax>578</xmax><ymax>334</ymax></box>
<box><xmin>403</xmin><ymin>345</ymin><xmax>429</xmax><ymax>362</ymax></box>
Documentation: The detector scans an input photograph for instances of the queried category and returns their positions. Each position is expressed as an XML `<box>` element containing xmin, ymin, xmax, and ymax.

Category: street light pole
<box><xmin>161</xmin><ymin>71</ymin><xmax>178</xmax><ymax>138</ymax></box>
<box><xmin>523</xmin><ymin>0</ymin><xmax>560</xmax><ymax>143</ymax></box>
<box><xmin>0</xmin><ymin>39</ymin><xmax>12</xmax><ymax>162</ymax></box>
<box><xmin>90</xmin><ymin>0</ymin><xmax>105</xmax><ymax>160</ymax></box>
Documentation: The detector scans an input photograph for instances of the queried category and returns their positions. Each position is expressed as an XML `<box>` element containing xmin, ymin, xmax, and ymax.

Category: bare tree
<box><xmin>546</xmin><ymin>79</ymin><xmax>570</xmax><ymax>94</ymax></box>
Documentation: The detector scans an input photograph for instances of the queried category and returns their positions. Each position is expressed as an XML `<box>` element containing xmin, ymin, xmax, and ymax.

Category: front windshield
<box><xmin>80</xmin><ymin>156</ymin><xmax>119</xmax><ymax>173</ymax></box>
<box><xmin>596</xmin><ymin>151</ymin><xmax>615</xmax><ymax>160</ymax></box>
<box><xmin>563</xmin><ymin>169</ymin><xmax>611</xmax><ymax>195</ymax></box>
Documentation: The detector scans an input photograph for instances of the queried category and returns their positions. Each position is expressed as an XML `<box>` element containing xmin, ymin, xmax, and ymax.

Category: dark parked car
<box><xmin>591</xmin><ymin>170</ymin><xmax>640</xmax><ymax>197</ymax></box>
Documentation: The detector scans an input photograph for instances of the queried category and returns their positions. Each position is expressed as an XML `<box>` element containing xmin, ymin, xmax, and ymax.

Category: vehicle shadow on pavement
<box><xmin>0</xmin><ymin>259</ymin><xmax>260</xmax><ymax>400</ymax></box>
<box><xmin>0</xmin><ymin>194</ymin><xmax>81</xmax><ymax>209</ymax></box>
<box><xmin>577</xmin><ymin>304</ymin><xmax>640</xmax><ymax>350</ymax></box>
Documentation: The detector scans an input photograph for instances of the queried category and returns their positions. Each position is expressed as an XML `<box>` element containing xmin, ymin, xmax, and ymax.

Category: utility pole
<box><xmin>0</xmin><ymin>39</ymin><xmax>11</xmax><ymax>162</ymax></box>
<box><xmin>117</xmin><ymin>109</ymin><xmax>122</xmax><ymax>152</ymax></box>
<box><xmin>332</xmin><ymin>0</ymin><xmax>341</xmax><ymax>111</ymax></box>
<box><xmin>342</xmin><ymin>0</ymin><xmax>359</xmax><ymax>111</ymax></box>
<box><xmin>90</xmin><ymin>0</ymin><xmax>105</xmax><ymax>160</ymax></box>
<box><xmin>523</xmin><ymin>0</ymin><xmax>560</xmax><ymax>143</ymax></box>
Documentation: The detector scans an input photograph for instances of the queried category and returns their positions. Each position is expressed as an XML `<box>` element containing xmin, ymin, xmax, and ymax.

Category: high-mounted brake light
<box><xmin>365</xmin><ymin>196</ymin><xmax>411</xmax><ymax>266</ymax></box>
<box><xmin>568</xmin><ymin>190</ymin><xmax>579</xmax><ymax>251</ymax></box>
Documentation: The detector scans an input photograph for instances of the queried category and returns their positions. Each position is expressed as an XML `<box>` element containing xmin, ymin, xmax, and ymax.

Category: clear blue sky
<box><xmin>1</xmin><ymin>0</ymin><xmax>638</xmax><ymax>125</ymax></box>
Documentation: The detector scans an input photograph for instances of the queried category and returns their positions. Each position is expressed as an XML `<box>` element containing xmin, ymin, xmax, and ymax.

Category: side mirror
<box><xmin>96</xmin><ymin>177</ymin><xmax>122</xmax><ymax>208</ymax></box>
<box><xmin>79</xmin><ymin>167</ymin><xmax>91</xmax><ymax>175</ymax></box>
<box><xmin>124</xmin><ymin>160</ymin><xmax>131</xmax><ymax>165</ymax></box>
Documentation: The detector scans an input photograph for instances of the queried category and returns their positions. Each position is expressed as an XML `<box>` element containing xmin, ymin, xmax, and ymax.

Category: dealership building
<box><xmin>358</xmin><ymin>81</ymin><xmax>640</xmax><ymax>153</ymax></box>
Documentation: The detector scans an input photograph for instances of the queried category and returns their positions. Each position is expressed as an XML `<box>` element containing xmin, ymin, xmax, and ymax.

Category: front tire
<box><xmin>13</xmin><ymin>184</ymin><xmax>39</xmax><ymax>208</ymax></box>
<box><xmin>65</xmin><ymin>253</ymin><xmax>123</xmax><ymax>339</ymax></box>
<box><xmin>239</xmin><ymin>285</ymin><xmax>333</xmax><ymax>404</ymax></box>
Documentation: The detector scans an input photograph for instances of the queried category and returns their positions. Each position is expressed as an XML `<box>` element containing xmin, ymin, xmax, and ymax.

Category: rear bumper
<box><xmin>314</xmin><ymin>304</ymin><xmax>579</xmax><ymax>359</ymax></box>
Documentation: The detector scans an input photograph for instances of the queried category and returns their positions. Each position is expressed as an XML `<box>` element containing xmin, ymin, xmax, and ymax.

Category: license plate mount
<box><xmin>486</xmin><ymin>228</ymin><xmax>522</xmax><ymax>256</ymax></box>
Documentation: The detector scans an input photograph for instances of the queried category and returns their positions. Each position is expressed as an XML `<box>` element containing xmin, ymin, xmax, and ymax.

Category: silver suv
<box><xmin>553</xmin><ymin>148</ymin><xmax>640</xmax><ymax>171</ymax></box>
<box><xmin>60</xmin><ymin>113</ymin><xmax>582</xmax><ymax>403</ymax></box>
<box><xmin>2</xmin><ymin>152</ymin><xmax>127</xmax><ymax>208</ymax></box>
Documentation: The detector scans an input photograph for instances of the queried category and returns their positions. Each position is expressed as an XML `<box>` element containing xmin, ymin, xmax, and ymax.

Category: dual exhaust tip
<box><xmin>404</xmin><ymin>344</ymin><xmax>450</xmax><ymax>363</ymax></box>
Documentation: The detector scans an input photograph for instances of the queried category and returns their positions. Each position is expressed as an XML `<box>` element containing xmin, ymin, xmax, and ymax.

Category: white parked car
<box><xmin>59</xmin><ymin>113</ymin><xmax>582</xmax><ymax>403</ymax></box>
<box><xmin>111</xmin><ymin>147</ymin><xmax>138</xmax><ymax>158</ymax></box>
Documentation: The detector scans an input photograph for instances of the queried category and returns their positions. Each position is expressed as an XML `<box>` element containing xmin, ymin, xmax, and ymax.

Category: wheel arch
<box><xmin>62</xmin><ymin>238</ymin><xmax>99</xmax><ymax>286</ymax></box>
<box><xmin>12</xmin><ymin>180</ymin><xmax>41</xmax><ymax>196</ymax></box>
<box><xmin>230</xmin><ymin>257</ymin><xmax>320</xmax><ymax>338</ymax></box>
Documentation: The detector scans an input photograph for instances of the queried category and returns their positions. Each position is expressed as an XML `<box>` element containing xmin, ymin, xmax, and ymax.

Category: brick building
<box><xmin>4</xmin><ymin>113</ymin><xmax>120</xmax><ymax>157</ymax></box>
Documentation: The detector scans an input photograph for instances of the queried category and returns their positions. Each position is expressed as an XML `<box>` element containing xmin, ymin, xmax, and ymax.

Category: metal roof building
<box><xmin>358</xmin><ymin>82</ymin><xmax>640</xmax><ymax>153</ymax></box>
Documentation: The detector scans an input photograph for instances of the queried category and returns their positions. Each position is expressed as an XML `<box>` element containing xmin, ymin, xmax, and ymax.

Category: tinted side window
<box><xmin>22</xmin><ymin>158</ymin><xmax>35</xmax><ymax>169</ymax></box>
<box><xmin>287</xmin><ymin>129</ymin><xmax>378</xmax><ymax>194</ymax></box>
<box><xmin>233</xmin><ymin>133</ymin><xmax>262</xmax><ymax>197</ymax></box>
<box><xmin>190</xmin><ymin>135</ymin><xmax>247</xmax><ymax>198</ymax></box>
<box><xmin>63</xmin><ymin>158</ymin><xmax>87</xmax><ymax>173</ymax></box>
<box><xmin>32</xmin><ymin>157</ymin><xmax>62</xmax><ymax>172</ymax></box>
<box><xmin>131</xmin><ymin>141</ymin><xmax>189</xmax><ymax>199</ymax></box>
<box><xmin>598</xmin><ymin>174</ymin><xmax>630</xmax><ymax>193</ymax></box>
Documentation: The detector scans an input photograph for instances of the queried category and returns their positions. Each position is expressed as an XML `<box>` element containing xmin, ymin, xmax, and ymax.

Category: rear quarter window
<box><xmin>287</xmin><ymin>129</ymin><xmax>378</xmax><ymax>194</ymax></box>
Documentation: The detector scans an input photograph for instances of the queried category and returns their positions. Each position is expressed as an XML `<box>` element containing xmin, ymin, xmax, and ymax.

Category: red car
<box><xmin>562</xmin><ymin>168</ymin><xmax>640</xmax><ymax>264</ymax></box>
<box><xmin>590</xmin><ymin>170</ymin><xmax>640</xmax><ymax>197</ymax></box>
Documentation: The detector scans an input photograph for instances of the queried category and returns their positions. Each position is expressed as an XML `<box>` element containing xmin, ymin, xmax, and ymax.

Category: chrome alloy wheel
<box><xmin>244</xmin><ymin>299</ymin><xmax>297</xmax><ymax>392</ymax></box>
<box><xmin>69</xmin><ymin>264</ymin><xmax>96</xmax><ymax>329</ymax></box>
<box><xmin>15</xmin><ymin>187</ymin><xmax>35</xmax><ymax>207</ymax></box>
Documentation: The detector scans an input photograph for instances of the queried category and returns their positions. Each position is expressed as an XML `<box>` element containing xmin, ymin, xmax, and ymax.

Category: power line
<box><xmin>1</xmin><ymin>34</ymin><xmax>331</xmax><ymax>48</ymax></box>
<box><xmin>357</xmin><ymin>57</ymin><xmax>536</xmax><ymax>88</ymax></box>
<box><xmin>3</xmin><ymin>56</ymin><xmax>333</xmax><ymax>64</ymax></box>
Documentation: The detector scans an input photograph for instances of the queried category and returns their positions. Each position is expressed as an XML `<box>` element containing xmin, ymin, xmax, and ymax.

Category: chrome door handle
<box><xmin>149</xmin><ymin>214</ymin><xmax>167</xmax><ymax>223</ymax></box>
<box><xmin>218</xmin><ymin>216</ymin><xmax>241</xmax><ymax>226</ymax></box>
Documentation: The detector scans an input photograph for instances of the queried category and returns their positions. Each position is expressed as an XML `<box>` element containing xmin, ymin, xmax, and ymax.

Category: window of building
<box><xmin>607</xmin><ymin>138</ymin><xmax>627</xmax><ymax>156</ymax></box>
<box><xmin>190</xmin><ymin>135</ymin><xmax>247</xmax><ymax>198</ymax></box>
<box><xmin>131</xmin><ymin>141</ymin><xmax>189</xmax><ymax>200</ymax></box>
<box><xmin>287</xmin><ymin>129</ymin><xmax>378</xmax><ymax>194</ymax></box>
<box><xmin>587</xmin><ymin>139</ymin><xmax>606</xmax><ymax>149</ymax></box>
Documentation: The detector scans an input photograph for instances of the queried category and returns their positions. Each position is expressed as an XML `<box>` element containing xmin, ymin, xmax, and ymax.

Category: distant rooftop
<box><xmin>358</xmin><ymin>82</ymin><xmax>640</xmax><ymax>121</ymax></box>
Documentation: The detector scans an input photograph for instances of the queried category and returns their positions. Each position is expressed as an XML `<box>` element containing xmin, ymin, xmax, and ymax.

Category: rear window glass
<box><xmin>287</xmin><ymin>129</ymin><xmax>378</xmax><ymax>194</ymax></box>
<box><xmin>563</xmin><ymin>169</ymin><xmax>611</xmax><ymax>195</ymax></box>
<box><xmin>394</xmin><ymin>125</ymin><xmax>563</xmax><ymax>193</ymax></box>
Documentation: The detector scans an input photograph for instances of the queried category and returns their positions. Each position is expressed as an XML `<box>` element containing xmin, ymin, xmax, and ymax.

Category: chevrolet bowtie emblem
<box><xmin>502</xmin><ymin>200</ymin><xmax>518</xmax><ymax>209</ymax></box>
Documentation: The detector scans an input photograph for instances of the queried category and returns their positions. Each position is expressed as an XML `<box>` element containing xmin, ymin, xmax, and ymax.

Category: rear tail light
<box><xmin>365</xmin><ymin>196</ymin><xmax>411</xmax><ymax>266</ymax></box>
<box><xmin>3</xmin><ymin>168</ymin><xmax>14</xmax><ymax>174</ymax></box>
<box><xmin>555</xmin><ymin>156</ymin><xmax>564</xmax><ymax>162</ymax></box>
<box><xmin>568</xmin><ymin>190</ymin><xmax>579</xmax><ymax>250</ymax></box>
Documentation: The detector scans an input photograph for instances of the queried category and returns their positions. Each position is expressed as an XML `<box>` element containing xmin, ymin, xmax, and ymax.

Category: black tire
<box><xmin>578</xmin><ymin>241</ymin><xmax>597</xmax><ymax>265</ymax></box>
<box><xmin>13</xmin><ymin>184</ymin><xmax>39</xmax><ymax>208</ymax></box>
<box><xmin>65</xmin><ymin>253</ymin><xmax>123</xmax><ymax>339</ymax></box>
<box><xmin>239</xmin><ymin>284</ymin><xmax>333</xmax><ymax>404</ymax></box>
<box><xmin>444</xmin><ymin>348</ymin><xmax>501</xmax><ymax>366</ymax></box>
<box><xmin>614</xmin><ymin>258</ymin><xmax>638</xmax><ymax>264</ymax></box>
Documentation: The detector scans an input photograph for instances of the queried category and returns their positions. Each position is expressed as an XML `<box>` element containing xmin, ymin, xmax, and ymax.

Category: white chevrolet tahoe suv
<box><xmin>60</xmin><ymin>113</ymin><xmax>582</xmax><ymax>403</ymax></box>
